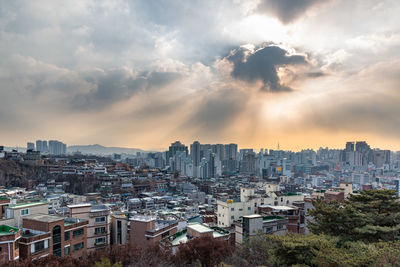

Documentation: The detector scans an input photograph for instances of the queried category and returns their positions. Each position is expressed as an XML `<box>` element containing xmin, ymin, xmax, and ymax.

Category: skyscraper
<box><xmin>190</xmin><ymin>141</ymin><xmax>201</xmax><ymax>167</ymax></box>
<box><xmin>36</xmin><ymin>140</ymin><xmax>43</xmax><ymax>152</ymax></box>
<box><xmin>168</xmin><ymin>141</ymin><xmax>188</xmax><ymax>159</ymax></box>
<box><xmin>27</xmin><ymin>142</ymin><xmax>35</xmax><ymax>151</ymax></box>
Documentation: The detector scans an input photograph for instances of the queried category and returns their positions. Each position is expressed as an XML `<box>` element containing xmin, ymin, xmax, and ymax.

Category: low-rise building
<box><xmin>68</xmin><ymin>203</ymin><xmax>111</xmax><ymax>251</ymax></box>
<box><xmin>19</xmin><ymin>214</ymin><xmax>88</xmax><ymax>260</ymax></box>
<box><xmin>129</xmin><ymin>215</ymin><xmax>178</xmax><ymax>247</ymax></box>
<box><xmin>161</xmin><ymin>222</ymin><xmax>230</xmax><ymax>251</ymax></box>
<box><xmin>234</xmin><ymin>214</ymin><xmax>288</xmax><ymax>245</ymax></box>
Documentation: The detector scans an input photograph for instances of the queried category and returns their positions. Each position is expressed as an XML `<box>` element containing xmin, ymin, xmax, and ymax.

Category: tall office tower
<box><xmin>42</xmin><ymin>140</ymin><xmax>48</xmax><ymax>153</ymax></box>
<box><xmin>36</xmin><ymin>140</ymin><xmax>43</xmax><ymax>152</ymax></box>
<box><xmin>27</xmin><ymin>142</ymin><xmax>35</xmax><ymax>151</ymax></box>
<box><xmin>224</xmin><ymin>143</ymin><xmax>238</xmax><ymax>160</ymax></box>
<box><xmin>345</xmin><ymin>142</ymin><xmax>355</xmax><ymax>152</ymax></box>
<box><xmin>168</xmin><ymin>141</ymin><xmax>188</xmax><ymax>159</ymax></box>
<box><xmin>212</xmin><ymin>144</ymin><xmax>224</xmax><ymax>161</ymax></box>
<box><xmin>190</xmin><ymin>141</ymin><xmax>201</xmax><ymax>167</ymax></box>
<box><xmin>49</xmin><ymin>140</ymin><xmax>67</xmax><ymax>155</ymax></box>
<box><xmin>208</xmin><ymin>153</ymin><xmax>216</xmax><ymax>178</ymax></box>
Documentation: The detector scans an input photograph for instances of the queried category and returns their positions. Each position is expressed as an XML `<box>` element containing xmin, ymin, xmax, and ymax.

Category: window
<box><xmin>14</xmin><ymin>241</ymin><xmax>19</xmax><ymax>249</ymax></box>
<box><xmin>254</xmin><ymin>203</ymin><xmax>257</xmax><ymax>207</ymax></box>
<box><xmin>33</xmin><ymin>240</ymin><xmax>47</xmax><ymax>253</ymax></box>
<box><xmin>64</xmin><ymin>246</ymin><xmax>70</xmax><ymax>255</ymax></box>
<box><xmin>231</xmin><ymin>216</ymin><xmax>234</xmax><ymax>219</ymax></box>
<box><xmin>65</xmin><ymin>231</ymin><xmax>70</xmax><ymax>241</ymax></box>
<box><xmin>247</xmin><ymin>207</ymin><xmax>251</xmax><ymax>211</ymax></box>
<box><xmin>286</xmin><ymin>200</ymin><xmax>289</xmax><ymax>204</ymax></box>
<box><xmin>73</xmin><ymin>228</ymin><xmax>84</xmax><ymax>237</ymax></box>
<box><xmin>53</xmin><ymin>226</ymin><xmax>62</xmax><ymax>257</ymax></box>
<box><xmin>231</xmin><ymin>208</ymin><xmax>234</xmax><ymax>211</ymax></box>
<box><xmin>278</xmin><ymin>224</ymin><xmax>283</xmax><ymax>230</ymax></box>
<box><xmin>94</xmin><ymin>227</ymin><xmax>106</xmax><ymax>235</ymax></box>
<box><xmin>73</xmin><ymin>242</ymin><xmax>84</xmax><ymax>251</ymax></box>
<box><xmin>95</xmin><ymin>217</ymin><xmax>106</xmax><ymax>223</ymax></box>
<box><xmin>281</xmin><ymin>198</ymin><xmax>283</xmax><ymax>202</ymax></box>
<box><xmin>161</xmin><ymin>231</ymin><xmax>169</xmax><ymax>239</ymax></box>
<box><xmin>95</xmin><ymin>237</ymin><xmax>106</xmax><ymax>245</ymax></box>
<box><xmin>265</xmin><ymin>227</ymin><xmax>273</xmax><ymax>233</ymax></box>
<box><xmin>20</xmin><ymin>209</ymin><xmax>29</xmax><ymax>216</ymax></box>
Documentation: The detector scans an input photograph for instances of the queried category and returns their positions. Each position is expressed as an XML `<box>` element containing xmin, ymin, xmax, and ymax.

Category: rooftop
<box><xmin>259</xmin><ymin>205</ymin><xmax>297</xmax><ymax>211</ymax></box>
<box><xmin>0</xmin><ymin>225</ymin><xmax>19</xmax><ymax>236</ymax></box>
<box><xmin>23</xmin><ymin>213</ymin><xmax>64</xmax><ymax>223</ymax></box>
<box><xmin>188</xmin><ymin>223</ymin><xmax>213</xmax><ymax>234</ymax></box>
<box><xmin>263</xmin><ymin>215</ymin><xmax>287</xmax><ymax>222</ymax></box>
<box><xmin>91</xmin><ymin>204</ymin><xmax>110</xmax><ymax>212</ymax></box>
<box><xmin>7</xmin><ymin>201</ymin><xmax>47</xmax><ymax>209</ymax></box>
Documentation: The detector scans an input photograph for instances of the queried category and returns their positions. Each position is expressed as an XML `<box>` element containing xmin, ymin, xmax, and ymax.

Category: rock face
<box><xmin>0</xmin><ymin>159</ymin><xmax>48</xmax><ymax>187</ymax></box>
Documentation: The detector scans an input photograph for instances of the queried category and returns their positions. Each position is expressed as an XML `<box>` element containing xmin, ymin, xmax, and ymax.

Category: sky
<box><xmin>0</xmin><ymin>0</ymin><xmax>400</xmax><ymax>151</ymax></box>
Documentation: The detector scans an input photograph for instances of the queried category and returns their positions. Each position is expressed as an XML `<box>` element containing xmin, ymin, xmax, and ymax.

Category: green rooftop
<box><xmin>8</xmin><ymin>201</ymin><xmax>47</xmax><ymax>208</ymax></box>
<box><xmin>0</xmin><ymin>225</ymin><xmax>19</xmax><ymax>235</ymax></box>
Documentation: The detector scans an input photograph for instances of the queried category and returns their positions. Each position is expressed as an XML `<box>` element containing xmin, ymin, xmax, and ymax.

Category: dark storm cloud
<box><xmin>228</xmin><ymin>45</ymin><xmax>307</xmax><ymax>91</ymax></box>
<box><xmin>73</xmin><ymin>69</ymin><xmax>181</xmax><ymax>110</ymax></box>
<box><xmin>257</xmin><ymin>0</ymin><xmax>325</xmax><ymax>24</ymax></box>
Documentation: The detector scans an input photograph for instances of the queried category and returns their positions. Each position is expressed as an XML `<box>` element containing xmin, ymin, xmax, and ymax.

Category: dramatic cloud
<box><xmin>227</xmin><ymin>45</ymin><xmax>308</xmax><ymax>91</ymax></box>
<box><xmin>0</xmin><ymin>0</ymin><xmax>400</xmax><ymax>150</ymax></box>
<box><xmin>257</xmin><ymin>0</ymin><xmax>327</xmax><ymax>24</ymax></box>
<box><xmin>73</xmin><ymin>70</ymin><xmax>181</xmax><ymax>109</ymax></box>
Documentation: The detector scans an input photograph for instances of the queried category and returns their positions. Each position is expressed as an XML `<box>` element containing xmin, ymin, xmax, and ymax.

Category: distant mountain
<box><xmin>67</xmin><ymin>144</ymin><xmax>154</xmax><ymax>155</ymax></box>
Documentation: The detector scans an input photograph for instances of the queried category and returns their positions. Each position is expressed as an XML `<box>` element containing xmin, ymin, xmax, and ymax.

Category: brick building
<box><xmin>19</xmin><ymin>214</ymin><xmax>88</xmax><ymax>260</ymax></box>
<box><xmin>129</xmin><ymin>215</ymin><xmax>178</xmax><ymax>247</ymax></box>
<box><xmin>0</xmin><ymin>225</ymin><xmax>21</xmax><ymax>264</ymax></box>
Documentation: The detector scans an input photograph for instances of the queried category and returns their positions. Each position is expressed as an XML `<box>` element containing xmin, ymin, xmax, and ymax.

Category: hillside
<box><xmin>67</xmin><ymin>144</ymin><xmax>152</xmax><ymax>155</ymax></box>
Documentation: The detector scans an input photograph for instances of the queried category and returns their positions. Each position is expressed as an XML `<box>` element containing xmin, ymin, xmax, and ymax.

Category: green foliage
<box><xmin>308</xmin><ymin>189</ymin><xmax>400</xmax><ymax>243</ymax></box>
<box><xmin>94</xmin><ymin>257</ymin><xmax>122</xmax><ymax>267</ymax></box>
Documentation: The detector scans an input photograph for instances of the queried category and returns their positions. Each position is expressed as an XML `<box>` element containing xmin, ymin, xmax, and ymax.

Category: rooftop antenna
<box><xmin>277</xmin><ymin>142</ymin><xmax>280</xmax><ymax>150</ymax></box>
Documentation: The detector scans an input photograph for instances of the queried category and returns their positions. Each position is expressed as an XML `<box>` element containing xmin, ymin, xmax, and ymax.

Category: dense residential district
<box><xmin>0</xmin><ymin>140</ymin><xmax>397</xmax><ymax>265</ymax></box>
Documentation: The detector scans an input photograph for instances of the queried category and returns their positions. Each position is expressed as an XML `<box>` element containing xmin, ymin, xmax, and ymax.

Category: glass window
<box><xmin>73</xmin><ymin>228</ymin><xmax>84</xmax><ymax>237</ymax></box>
<box><xmin>20</xmin><ymin>209</ymin><xmax>29</xmax><ymax>216</ymax></box>
<box><xmin>65</xmin><ymin>231</ymin><xmax>70</xmax><ymax>241</ymax></box>
<box><xmin>231</xmin><ymin>208</ymin><xmax>234</xmax><ymax>211</ymax></box>
<box><xmin>95</xmin><ymin>237</ymin><xmax>106</xmax><ymax>245</ymax></box>
<box><xmin>73</xmin><ymin>242</ymin><xmax>84</xmax><ymax>251</ymax></box>
<box><xmin>53</xmin><ymin>226</ymin><xmax>62</xmax><ymax>257</ymax></box>
<box><xmin>34</xmin><ymin>240</ymin><xmax>46</xmax><ymax>253</ymax></box>
<box><xmin>64</xmin><ymin>246</ymin><xmax>70</xmax><ymax>255</ymax></box>
<box><xmin>95</xmin><ymin>217</ymin><xmax>106</xmax><ymax>223</ymax></box>
<box><xmin>94</xmin><ymin>227</ymin><xmax>106</xmax><ymax>235</ymax></box>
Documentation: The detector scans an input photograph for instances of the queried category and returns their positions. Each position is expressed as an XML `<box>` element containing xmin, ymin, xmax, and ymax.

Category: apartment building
<box><xmin>234</xmin><ymin>214</ymin><xmax>288</xmax><ymax>245</ymax></box>
<box><xmin>3</xmin><ymin>201</ymin><xmax>48</xmax><ymax>228</ymax></box>
<box><xmin>19</xmin><ymin>214</ymin><xmax>88</xmax><ymax>260</ymax></box>
<box><xmin>68</xmin><ymin>203</ymin><xmax>111</xmax><ymax>251</ymax></box>
<box><xmin>217</xmin><ymin>186</ymin><xmax>304</xmax><ymax>228</ymax></box>
<box><xmin>129</xmin><ymin>215</ymin><xmax>178</xmax><ymax>247</ymax></box>
<box><xmin>110</xmin><ymin>214</ymin><xmax>129</xmax><ymax>245</ymax></box>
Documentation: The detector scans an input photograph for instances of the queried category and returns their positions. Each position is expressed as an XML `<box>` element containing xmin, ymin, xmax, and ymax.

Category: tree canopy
<box><xmin>308</xmin><ymin>189</ymin><xmax>400</xmax><ymax>243</ymax></box>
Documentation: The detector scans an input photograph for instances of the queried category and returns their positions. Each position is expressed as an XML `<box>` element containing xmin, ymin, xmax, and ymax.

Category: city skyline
<box><xmin>1</xmin><ymin>1</ymin><xmax>400</xmax><ymax>150</ymax></box>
